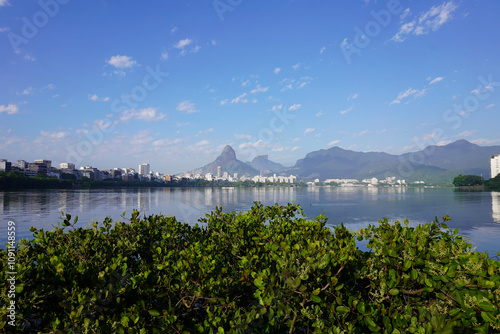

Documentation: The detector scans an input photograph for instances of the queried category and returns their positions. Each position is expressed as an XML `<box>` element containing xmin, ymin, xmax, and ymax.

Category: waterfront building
<box><xmin>34</xmin><ymin>159</ymin><xmax>52</xmax><ymax>169</ymax></box>
<box><xmin>0</xmin><ymin>159</ymin><xmax>12</xmax><ymax>172</ymax></box>
<box><xmin>139</xmin><ymin>163</ymin><xmax>150</xmax><ymax>176</ymax></box>
<box><xmin>217</xmin><ymin>166</ymin><xmax>222</xmax><ymax>178</ymax></box>
<box><xmin>491</xmin><ymin>154</ymin><xmax>500</xmax><ymax>178</ymax></box>
<box><xmin>59</xmin><ymin>162</ymin><xmax>75</xmax><ymax>170</ymax></box>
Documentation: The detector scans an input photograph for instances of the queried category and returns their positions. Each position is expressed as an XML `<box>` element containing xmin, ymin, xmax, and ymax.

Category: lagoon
<box><xmin>1</xmin><ymin>187</ymin><xmax>499</xmax><ymax>254</ymax></box>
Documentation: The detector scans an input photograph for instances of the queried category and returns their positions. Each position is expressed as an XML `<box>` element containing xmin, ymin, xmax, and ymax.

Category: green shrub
<box><xmin>1</xmin><ymin>203</ymin><xmax>499</xmax><ymax>333</ymax></box>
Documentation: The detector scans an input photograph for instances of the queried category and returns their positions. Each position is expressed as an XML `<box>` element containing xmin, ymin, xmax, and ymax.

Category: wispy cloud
<box><xmin>458</xmin><ymin>130</ymin><xmax>477</xmax><ymax>137</ymax></box>
<box><xmin>292</xmin><ymin>63</ymin><xmax>300</xmax><ymax>70</ymax></box>
<box><xmin>328</xmin><ymin>140</ymin><xmax>340</xmax><ymax>146</ymax></box>
<box><xmin>353</xmin><ymin>130</ymin><xmax>368</xmax><ymax>137</ymax></box>
<box><xmin>390</xmin><ymin>88</ymin><xmax>426</xmax><ymax>105</ymax></box>
<box><xmin>106</xmin><ymin>55</ymin><xmax>136</xmax><ymax>68</ymax></box>
<box><xmin>0</xmin><ymin>103</ymin><xmax>19</xmax><ymax>114</ymax></box>
<box><xmin>347</xmin><ymin>93</ymin><xmax>359</xmax><ymax>101</ymax></box>
<box><xmin>250</xmin><ymin>85</ymin><xmax>269</xmax><ymax>94</ymax></box>
<box><xmin>88</xmin><ymin>94</ymin><xmax>110</xmax><ymax>102</ymax></box>
<box><xmin>231</xmin><ymin>93</ymin><xmax>248</xmax><ymax>104</ymax></box>
<box><xmin>320</xmin><ymin>46</ymin><xmax>326</xmax><ymax>54</ymax></box>
<box><xmin>288</xmin><ymin>104</ymin><xmax>302</xmax><ymax>111</ymax></box>
<box><xmin>0</xmin><ymin>0</ymin><xmax>10</xmax><ymax>7</ymax></box>
<box><xmin>486</xmin><ymin>104</ymin><xmax>495</xmax><ymax>109</ymax></box>
<box><xmin>120</xmin><ymin>107</ymin><xmax>166</xmax><ymax>122</ymax></box>
<box><xmin>392</xmin><ymin>1</ymin><xmax>458</xmax><ymax>42</ymax></box>
<box><xmin>429</xmin><ymin>76</ymin><xmax>444</xmax><ymax>85</ymax></box>
<box><xmin>316</xmin><ymin>111</ymin><xmax>326</xmax><ymax>117</ymax></box>
<box><xmin>340</xmin><ymin>106</ymin><xmax>353</xmax><ymax>115</ymax></box>
<box><xmin>274</xmin><ymin>67</ymin><xmax>281</xmax><ymax>74</ymax></box>
<box><xmin>177</xmin><ymin>100</ymin><xmax>199</xmax><ymax>114</ymax></box>
<box><xmin>304</xmin><ymin>128</ymin><xmax>315</xmax><ymax>135</ymax></box>
<box><xmin>174</xmin><ymin>38</ymin><xmax>192</xmax><ymax>49</ymax></box>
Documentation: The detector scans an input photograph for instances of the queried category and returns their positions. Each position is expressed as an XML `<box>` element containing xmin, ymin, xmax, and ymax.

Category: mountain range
<box><xmin>187</xmin><ymin>140</ymin><xmax>500</xmax><ymax>183</ymax></box>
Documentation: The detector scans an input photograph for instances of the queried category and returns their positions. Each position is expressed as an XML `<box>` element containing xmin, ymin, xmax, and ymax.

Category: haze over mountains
<box><xmin>187</xmin><ymin>140</ymin><xmax>500</xmax><ymax>183</ymax></box>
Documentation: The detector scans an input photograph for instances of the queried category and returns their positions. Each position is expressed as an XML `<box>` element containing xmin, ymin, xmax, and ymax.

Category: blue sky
<box><xmin>1</xmin><ymin>0</ymin><xmax>499</xmax><ymax>174</ymax></box>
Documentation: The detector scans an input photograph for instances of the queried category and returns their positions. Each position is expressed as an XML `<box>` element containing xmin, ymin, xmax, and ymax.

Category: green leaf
<box><xmin>336</xmin><ymin>306</ymin><xmax>350</xmax><ymax>314</ymax></box>
<box><xmin>481</xmin><ymin>311</ymin><xmax>496</xmax><ymax>323</ymax></box>
<box><xmin>478</xmin><ymin>301</ymin><xmax>495</xmax><ymax>312</ymax></box>
<box><xmin>311</xmin><ymin>294</ymin><xmax>321</xmax><ymax>303</ymax></box>
<box><xmin>365</xmin><ymin>317</ymin><xmax>376</xmax><ymax>327</ymax></box>
<box><xmin>254</xmin><ymin>278</ymin><xmax>264</xmax><ymax>290</ymax></box>
<box><xmin>389</xmin><ymin>288</ymin><xmax>399</xmax><ymax>296</ymax></box>
<box><xmin>148</xmin><ymin>310</ymin><xmax>160</xmax><ymax>317</ymax></box>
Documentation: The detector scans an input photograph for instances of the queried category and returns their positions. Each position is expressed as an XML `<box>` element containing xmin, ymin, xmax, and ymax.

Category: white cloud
<box><xmin>0</xmin><ymin>0</ymin><xmax>9</xmax><ymax>8</ymax></box>
<box><xmin>177</xmin><ymin>100</ymin><xmax>199</xmax><ymax>114</ymax></box>
<box><xmin>106</xmin><ymin>55</ymin><xmax>136</xmax><ymax>68</ymax></box>
<box><xmin>328</xmin><ymin>140</ymin><xmax>341</xmax><ymax>146</ymax></box>
<box><xmin>231</xmin><ymin>93</ymin><xmax>248</xmax><ymax>104</ymax></box>
<box><xmin>400</xmin><ymin>8</ymin><xmax>411</xmax><ymax>20</ymax></box>
<box><xmin>171</xmin><ymin>27</ymin><xmax>178</xmax><ymax>34</ymax></box>
<box><xmin>239</xmin><ymin>139</ymin><xmax>269</xmax><ymax>150</ymax></box>
<box><xmin>89</xmin><ymin>94</ymin><xmax>110</xmax><ymax>102</ymax></box>
<box><xmin>220</xmin><ymin>99</ymin><xmax>229</xmax><ymax>106</ymax></box>
<box><xmin>0</xmin><ymin>26</ymin><xmax>9</xmax><ymax>32</ymax></box>
<box><xmin>340</xmin><ymin>106</ymin><xmax>353</xmax><ymax>115</ymax></box>
<box><xmin>353</xmin><ymin>130</ymin><xmax>368</xmax><ymax>137</ymax></box>
<box><xmin>274</xmin><ymin>67</ymin><xmax>281</xmax><ymax>74</ymax></box>
<box><xmin>486</xmin><ymin>104</ymin><xmax>495</xmax><ymax>109</ymax></box>
<box><xmin>304</xmin><ymin>128</ymin><xmax>315</xmax><ymax>135</ymax></box>
<box><xmin>392</xmin><ymin>2</ymin><xmax>458</xmax><ymax>42</ymax></box>
<box><xmin>250</xmin><ymin>85</ymin><xmax>269</xmax><ymax>94</ymax></box>
<box><xmin>241</xmin><ymin>80</ymin><xmax>250</xmax><ymax>87</ymax></box>
<box><xmin>174</xmin><ymin>38</ymin><xmax>192</xmax><ymax>49</ymax></box>
<box><xmin>292</xmin><ymin>63</ymin><xmax>300</xmax><ymax>70</ymax></box>
<box><xmin>21</xmin><ymin>87</ymin><xmax>33</xmax><ymax>95</ymax></box>
<box><xmin>269</xmin><ymin>104</ymin><xmax>283</xmax><ymax>111</ymax></box>
<box><xmin>458</xmin><ymin>130</ymin><xmax>477</xmax><ymax>137</ymax></box>
<box><xmin>429</xmin><ymin>77</ymin><xmax>444</xmax><ymax>85</ymax></box>
<box><xmin>0</xmin><ymin>103</ymin><xmax>19</xmax><ymax>114</ymax></box>
<box><xmin>390</xmin><ymin>88</ymin><xmax>426</xmax><ymax>105</ymax></box>
<box><xmin>320</xmin><ymin>46</ymin><xmax>326</xmax><ymax>54</ymax></box>
<box><xmin>44</xmin><ymin>84</ymin><xmax>55</xmax><ymax>90</ymax></box>
<box><xmin>120</xmin><ymin>107</ymin><xmax>166</xmax><ymax>122</ymax></box>
<box><xmin>347</xmin><ymin>93</ymin><xmax>359</xmax><ymax>101</ymax></box>
<box><xmin>288</xmin><ymin>104</ymin><xmax>302</xmax><ymax>111</ymax></box>
<box><xmin>316</xmin><ymin>111</ymin><xmax>326</xmax><ymax>117</ymax></box>
<box><xmin>291</xmin><ymin>146</ymin><xmax>300</xmax><ymax>152</ymax></box>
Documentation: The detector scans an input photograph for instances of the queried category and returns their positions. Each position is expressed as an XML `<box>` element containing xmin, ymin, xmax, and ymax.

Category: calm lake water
<box><xmin>1</xmin><ymin>187</ymin><xmax>499</xmax><ymax>254</ymax></box>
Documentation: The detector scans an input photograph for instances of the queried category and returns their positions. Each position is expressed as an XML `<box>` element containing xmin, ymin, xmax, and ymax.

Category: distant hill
<box><xmin>400</xmin><ymin>139</ymin><xmax>500</xmax><ymax>177</ymax></box>
<box><xmin>190</xmin><ymin>145</ymin><xmax>259</xmax><ymax>177</ymax></box>
<box><xmin>247</xmin><ymin>155</ymin><xmax>286</xmax><ymax>173</ymax></box>
<box><xmin>289</xmin><ymin>140</ymin><xmax>500</xmax><ymax>183</ymax></box>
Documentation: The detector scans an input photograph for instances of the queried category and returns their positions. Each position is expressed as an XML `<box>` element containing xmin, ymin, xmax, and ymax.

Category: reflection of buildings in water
<box><xmin>492</xmin><ymin>192</ymin><xmax>500</xmax><ymax>223</ymax></box>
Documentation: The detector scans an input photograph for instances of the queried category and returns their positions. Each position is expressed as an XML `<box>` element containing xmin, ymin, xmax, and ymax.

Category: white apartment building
<box><xmin>139</xmin><ymin>163</ymin><xmax>150</xmax><ymax>176</ymax></box>
<box><xmin>491</xmin><ymin>154</ymin><xmax>500</xmax><ymax>178</ymax></box>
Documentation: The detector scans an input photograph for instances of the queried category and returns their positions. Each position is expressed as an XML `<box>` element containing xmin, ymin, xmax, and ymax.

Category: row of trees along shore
<box><xmin>0</xmin><ymin>171</ymin><xmax>306</xmax><ymax>190</ymax></box>
<box><xmin>453</xmin><ymin>174</ymin><xmax>500</xmax><ymax>191</ymax></box>
<box><xmin>1</xmin><ymin>203</ymin><xmax>499</xmax><ymax>333</ymax></box>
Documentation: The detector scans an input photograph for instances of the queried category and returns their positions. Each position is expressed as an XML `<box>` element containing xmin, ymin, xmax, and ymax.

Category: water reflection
<box><xmin>492</xmin><ymin>192</ymin><xmax>500</xmax><ymax>223</ymax></box>
<box><xmin>1</xmin><ymin>187</ymin><xmax>500</xmax><ymax>253</ymax></box>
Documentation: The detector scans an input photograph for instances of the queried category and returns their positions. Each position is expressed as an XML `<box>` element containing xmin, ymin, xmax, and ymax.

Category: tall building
<box><xmin>139</xmin><ymin>163</ymin><xmax>150</xmax><ymax>176</ymax></box>
<box><xmin>16</xmin><ymin>160</ymin><xmax>27</xmax><ymax>169</ymax></box>
<box><xmin>217</xmin><ymin>166</ymin><xmax>222</xmax><ymax>178</ymax></box>
<box><xmin>491</xmin><ymin>154</ymin><xmax>500</xmax><ymax>178</ymax></box>
<box><xmin>0</xmin><ymin>159</ymin><xmax>12</xmax><ymax>172</ymax></box>
<box><xmin>59</xmin><ymin>162</ymin><xmax>76</xmax><ymax>170</ymax></box>
<box><xmin>34</xmin><ymin>160</ymin><xmax>51</xmax><ymax>169</ymax></box>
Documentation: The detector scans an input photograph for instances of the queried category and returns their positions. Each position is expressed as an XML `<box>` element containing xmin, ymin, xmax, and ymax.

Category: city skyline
<box><xmin>1</xmin><ymin>1</ymin><xmax>500</xmax><ymax>174</ymax></box>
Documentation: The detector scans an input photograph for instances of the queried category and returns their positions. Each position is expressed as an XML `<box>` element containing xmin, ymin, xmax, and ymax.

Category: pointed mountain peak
<box><xmin>220</xmin><ymin>145</ymin><xmax>236</xmax><ymax>160</ymax></box>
